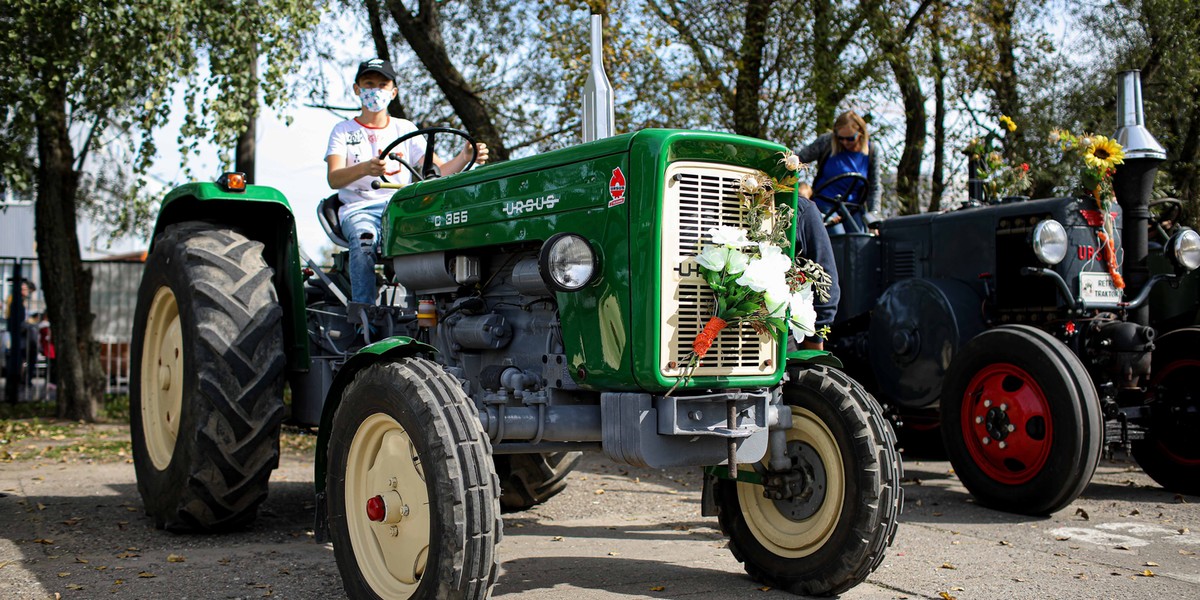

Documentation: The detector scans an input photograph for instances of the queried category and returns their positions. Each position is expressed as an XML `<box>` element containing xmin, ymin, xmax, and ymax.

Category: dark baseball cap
<box><xmin>355</xmin><ymin>58</ymin><xmax>396</xmax><ymax>83</ymax></box>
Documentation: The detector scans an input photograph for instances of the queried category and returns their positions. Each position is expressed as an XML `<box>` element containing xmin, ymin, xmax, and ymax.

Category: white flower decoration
<box><xmin>764</xmin><ymin>284</ymin><xmax>791</xmax><ymax>318</ymax></box>
<box><xmin>736</xmin><ymin>257</ymin><xmax>788</xmax><ymax>293</ymax></box>
<box><xmin>756</xmin><ymin>242</ymin><xmax>792</xmax><ymax>274</ymax></box>
<box><xmin>741</xmin><ymin>174</ymin><xmax>762</xmax><ymax>194</ymax></box>
<box><xmin>707</xmin><ymin>226</ymin><xmax>753</xmax><ymax>248</ymax></box>
<box><xmin>695</xmin><ymin>247</ymin><xmax>750</xmax><ymax>275</ymax></box>
<box><xmin>780</xmin><ymin>151</ymin><xmax>802</xmax><ymax>172</ymax></box>
<box><xmin>788</xmin><ymin>285</ymin><xmax>818</xmax><ymax>341</ymax></box>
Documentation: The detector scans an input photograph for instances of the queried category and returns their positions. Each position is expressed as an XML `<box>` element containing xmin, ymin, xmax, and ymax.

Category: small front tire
<box><xmin>716</xmin><ymin>366</ymin><xmax>902</xmax><ymax>596</ymax></box>
<box><xmin>327</xmin><ymin>358</ymin><xmax>501</xmax><ymax>599</ymax></box>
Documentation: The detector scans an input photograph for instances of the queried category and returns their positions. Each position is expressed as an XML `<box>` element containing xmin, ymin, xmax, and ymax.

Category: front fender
<box><xmin>312</xmin><ymin>337</ymin><xmax>439</xmax><ymax>529</ymax></box>
<box><xmin>786</xmin><ymin>349</ymin><xmax>844</xmax><ymax>369</ymax></box>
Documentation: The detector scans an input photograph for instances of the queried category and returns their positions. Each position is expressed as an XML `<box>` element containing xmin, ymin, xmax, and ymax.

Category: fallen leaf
<box><xmin>1115</xmin><ymin>545</ymin><xmax>1131</xmax><ymax>551</ymax></box>
<box><xmin>36</xmin><ymin>503</ymin><xmax>46</xmax><ymax>511</ymax></box>
<box><xmin>933</xmin><ymin>512</ymin><xmax>944</xmax><ymax>517</ymax></box>
<box><xmin>607</xmin><ymin>551</ymin><xmax>619</xmax><ymax>556</ymax></box>
<box><xmin>1139</xmin><ymin>570</ymin><xmax>1155</xmax><ymax>577</ymax></box>
<box><xmin>1180</xmin><ymin>550</ymin><xmax>1196</xmax><ymax>556</ymax></box>
<box><xmin>952</xmin><ymin>587</ymin><xmax>964</xmax><ymax>591</ymax></box>
<box><xmin>66</xmin><ymin>584</ymin><xmax>83</xmax><ymax>590</ymax></box>
<box><xmin>594</xmin><ymin>489</ymin><xmax>605</xmax><ymax>495</ymax></box>
<box><xmin>551</xmin><ymin>536</ymin><xmax>564</xmax><ymax>542</ymax></box>
<box><xmin>33</xmin><ymin>538</ymin><xmax>54</xmax><ymax>545</ymax></box>
<box><xmin>1056</xmin><ymin>536</ymin><xmax>1071</xmax><ymax>541</ymax></box>
<box><xmin>649</xmin><ymin>586</ymin><xmax>665</xmax><ymax>591</ymax></box>
<box><xmin>115</xmin><ymin>553</ymin><xmax>139</xmax><ymax>559</ymax></box>
<box><xmin>57</xmin><ymin>572</ymin><xmax>70</xmax><ymax>578</ymax></box>
<box><xmin>74</xmin><ymin>557</ymin><xmax>88</xmax><ymax>564</ymax></box>
<box><xmin>166</xmin><ymin>554</ymin><xmax>185</xmax><ymax>563</ymax></box>
<box><xmin>940</xmin><ymin>563</ymin><xmax>957</xmax><ymax>570</ymax></box>
<box><xmin>999</xmin><ymin>540</ymin><xmax>1012</xmax><ymax>546</ymax></box>
<box><xmin>138</xmin><ymin>572</ymin><xmax>155</xmax><ymax>578</ymax></box>
<box><xmin>113</xmin><ymin>579</ymin><xmax>124</xmax><ymax>585</ymax></box>
<box><xmin>61</xmin><ymin>518</ymin><xmax>81</xmax><ymax>526</ymax></box>
<box><xmin>939</xmin><ymin>592</ymin><xmax>957</xmax><ymax>600</ymax></box>
<box><xmin>1144</xmin><ymin>561</ymin><xmax>1159</xmax><ymax>567</ymax></box>
<box><xmin>758</xmin><ymin>587</ymin><xmax>771</xmax><ymax>592</ymax></box>
<box><xmin>1075</xmin><ymin>508</ymin><xmax>1089</xmax><ymax>520</ymax></box>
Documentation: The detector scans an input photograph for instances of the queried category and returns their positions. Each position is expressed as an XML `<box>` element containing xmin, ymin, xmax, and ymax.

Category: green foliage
<box><xmin>0</xmin><ymin>0</ymin><xmax>323</xmax><ymax>234</ymax></box>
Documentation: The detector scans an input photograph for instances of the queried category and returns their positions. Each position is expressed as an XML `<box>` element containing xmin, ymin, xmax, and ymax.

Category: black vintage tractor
<box><xmin>824</xmin><ymin>71</ymin><xmax>1200</xmax><ymax>514</ymax></box>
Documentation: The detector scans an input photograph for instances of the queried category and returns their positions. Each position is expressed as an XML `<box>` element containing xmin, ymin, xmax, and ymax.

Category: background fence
<box><xmin>2</xmin><ymin>257</ymin><xmax>143</xmax><ymax>401</ymax></box>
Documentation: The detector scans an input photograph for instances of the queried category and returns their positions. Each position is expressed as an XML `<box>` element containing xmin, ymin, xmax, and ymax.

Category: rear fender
<box><xmin>152</xmin><ymin>183</ymin><xmax>309</xmax><ymax>371</ymax></box>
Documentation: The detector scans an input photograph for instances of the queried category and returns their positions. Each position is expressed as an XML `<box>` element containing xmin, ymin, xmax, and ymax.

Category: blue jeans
<box><xmin>341</xmin><ymin>205</ymin><xmax>385</xmax><ymax>304</ymax></box>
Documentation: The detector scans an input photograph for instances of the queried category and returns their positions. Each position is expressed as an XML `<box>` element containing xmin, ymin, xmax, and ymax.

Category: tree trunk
<box><xmin>386</xmin><ymin>0</ymin><xmax>509</xmax><ymax>160</ymax></box>
<box><xmin>235</xmin><ymin>51</ymin><xmax>257</xmax><ymax>183</ymax></box>
<box><xmin>732</xmin><ymin>0</ymin><xmax>771</xmax><ymax>138</ymax></box>
<box><xmin>366</xmin><ymin>0</ymin><xmax>410</xmax><ymax>120</ymax></box>
<box><xmin>930</xmin><ymin>23</ymin><xmax>946</xmax><ymax>213</ymax></box>
<box><xmin>34</xmin><ymin>84</ymin><xmax>104</xmax><ymax>421</ymax></box>
<box><xmin>890</xmin><ymin>52</ymin><xmax>926</xmax><ymax>215</ymax></box>
<box><xmin>987</xmin><ymin>2</ymin><xmax>1020</xmax><ymax>160</ymax></box>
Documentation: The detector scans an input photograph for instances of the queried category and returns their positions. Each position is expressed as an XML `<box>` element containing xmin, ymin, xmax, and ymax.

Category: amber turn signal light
<box><xmin>217</xmin><ymin>172</ymin><xmax>247</xmax><ymax>192</ymax></box>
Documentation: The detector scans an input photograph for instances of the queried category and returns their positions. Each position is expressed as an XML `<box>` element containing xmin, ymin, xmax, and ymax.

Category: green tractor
<box><xmin>128</xmin><ymin>23</ymin><xmax>900</xmax><ymax>600</ymax></box>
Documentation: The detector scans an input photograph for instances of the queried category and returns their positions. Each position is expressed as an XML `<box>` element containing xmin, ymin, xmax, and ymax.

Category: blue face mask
<box><xmin>359</xmin><ymin>87</ymin><xmax>393</xmax><ymax>113</ymax></box>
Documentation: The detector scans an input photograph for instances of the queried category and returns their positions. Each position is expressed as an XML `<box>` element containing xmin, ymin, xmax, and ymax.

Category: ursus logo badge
<box><xmin>608</xmin><ymin>167</ymin><xmax>626</xmax><ymax>208</ymax></box>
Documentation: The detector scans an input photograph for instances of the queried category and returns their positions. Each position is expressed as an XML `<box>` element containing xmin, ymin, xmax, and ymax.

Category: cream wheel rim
<box><xmin>345</xmin><ymin>413</ymin><xmax>431</xmax><ymax>598</ymax></box>
<box><xmin>737</xmin><ymin>406</ymin><xmax>844</xmax><ymax>558</ymax></box>
<box><xmin>140</xmin><ymin>286</ymin><xmax>184</xmax><ymax>470</ymax></box>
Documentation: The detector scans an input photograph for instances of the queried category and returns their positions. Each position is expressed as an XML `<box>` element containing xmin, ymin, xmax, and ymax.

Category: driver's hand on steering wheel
<box><xmin>459</xmin><ymin>141</ymin><xmax>489</xmax><ymax>166</ymax></box>
<box><xmin>360</xmin><ymin>156</ymin><xmax>388</xmax><ymax>177</ymax></box>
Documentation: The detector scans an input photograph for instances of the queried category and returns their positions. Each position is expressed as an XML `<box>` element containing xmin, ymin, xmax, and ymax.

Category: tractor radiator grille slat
<box><xmin>660</xmin><ymin>163</ymin><xmax>776</xmax><ymax>378</ymax></box>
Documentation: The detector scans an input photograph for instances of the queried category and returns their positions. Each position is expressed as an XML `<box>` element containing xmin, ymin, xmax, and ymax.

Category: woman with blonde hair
<box><xmin>795</xmin><ymin>110</ymin><xmax>883</xmax><ymax>232</ymax></box>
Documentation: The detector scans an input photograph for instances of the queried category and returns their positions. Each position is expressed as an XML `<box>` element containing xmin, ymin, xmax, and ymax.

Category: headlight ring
<box><xmin>538</xmin><ymin>233</ymin><xmax>599</xmax><ymax>292</ymax></box>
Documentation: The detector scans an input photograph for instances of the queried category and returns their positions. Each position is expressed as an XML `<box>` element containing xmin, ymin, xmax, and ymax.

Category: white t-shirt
<box><xmin>325</xmin><ymin>117</ymin><xmax>427</xmax><ymax>220</ymax></box>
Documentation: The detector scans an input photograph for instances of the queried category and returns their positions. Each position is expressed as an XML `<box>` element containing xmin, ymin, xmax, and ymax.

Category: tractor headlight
<box><xmin>1167</xmin><ymin>229</ymin><xmax>1200</xmax><ymax>271</ymax></box>
<box><xmin>1031</xmin><ymin>220</ymin><xmax>1068</xmax><ymax>265</ymax></box>
<box><xmin>538</xmin><ymin>233</ymin><xmax>598</xmax><ymax>292</ymax></box>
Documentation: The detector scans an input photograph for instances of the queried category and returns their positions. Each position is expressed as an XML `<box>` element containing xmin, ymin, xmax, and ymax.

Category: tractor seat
<box><xmin>318</xmin><ymin>194</ymin><xmax>349</xmax><ymax>248</ymax></box>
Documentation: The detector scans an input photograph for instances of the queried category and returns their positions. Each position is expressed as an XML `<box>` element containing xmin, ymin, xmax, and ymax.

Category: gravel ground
<box><xmin>1</xmin><ymin>423</ymin><xmax>1197</xmax><ymax>599</ymax></box>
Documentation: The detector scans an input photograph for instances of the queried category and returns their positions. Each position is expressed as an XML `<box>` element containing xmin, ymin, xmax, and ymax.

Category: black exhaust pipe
<box><xmin>1111</xmin><ymin>70</ymin><xmax>1166</xmax><ymax>326</ymax></box>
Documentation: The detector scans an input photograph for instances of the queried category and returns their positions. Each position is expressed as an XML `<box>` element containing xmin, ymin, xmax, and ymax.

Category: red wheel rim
<box><xmin>960</xmin><ymin>363</ymin><xmax>1053</xmax><ymax>485</ymax></box>
<box><xmin>1150</xmin><ymin>358</ymin><xmax>1200</xmax><ymax>466</ymax></box>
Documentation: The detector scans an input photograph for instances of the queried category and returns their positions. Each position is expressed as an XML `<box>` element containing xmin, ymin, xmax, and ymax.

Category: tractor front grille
<box><xmin>659</xmin><ymin>162</ymin><xmax>777</xmax><ymax>379</ymax></box>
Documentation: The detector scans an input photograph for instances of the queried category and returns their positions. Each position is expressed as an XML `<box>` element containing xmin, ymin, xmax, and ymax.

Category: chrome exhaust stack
<box><xmin>1112</xmin><ymin>70</ymin><xmax>1167</xmax><ymax>326</ymax></box>
<box><xmin>581</xmin><ymin>13</ymin><xmax>614</xmax><ymax>143</ymax></box>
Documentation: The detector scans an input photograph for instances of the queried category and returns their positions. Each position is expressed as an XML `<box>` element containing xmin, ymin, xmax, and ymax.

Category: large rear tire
<box><xmin>1132</xmin><ymin>327</ymin><xmax>1200</xmax><ymax>496</ymax></box>
<box><xmin>327</xmin><ymin>358</ymin><xmax>501</xmax><ymax>599</ymax></box>
<box><xmin>495</xmin><ymin>452</ymin><xmax>583</xmax><ymax>512</ymax></box>
<box><xmin>716</xmin><ymin>366</ymin><xmax>902</xmax><ymax>596</ymax></box>
<box><xmin>941</xmin><ymin>325</ymin><xmax>1102</xmax><ymax>515</ymax></box>
<box><xmin>130</xmin><ymin>223</ymin><xmax>286</xmax><ymax>531</ymax></box>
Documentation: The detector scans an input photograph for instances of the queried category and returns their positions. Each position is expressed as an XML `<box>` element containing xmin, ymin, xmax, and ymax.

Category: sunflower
<box><xmin>1084</xmin><ymin>135</ymin><xmax>1125</xmax><ymax>172</ymax></box>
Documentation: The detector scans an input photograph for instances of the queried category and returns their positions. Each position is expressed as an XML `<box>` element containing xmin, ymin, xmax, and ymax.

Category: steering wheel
<box><xmin>377</xmin><ymin>126</ymin><xmax>479</xmax><ymax>184</ymax></box>
<box><xmin>811</xmin><ymin>172</ymin><xmax>869</xmax><ymax>232</ymax></box>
